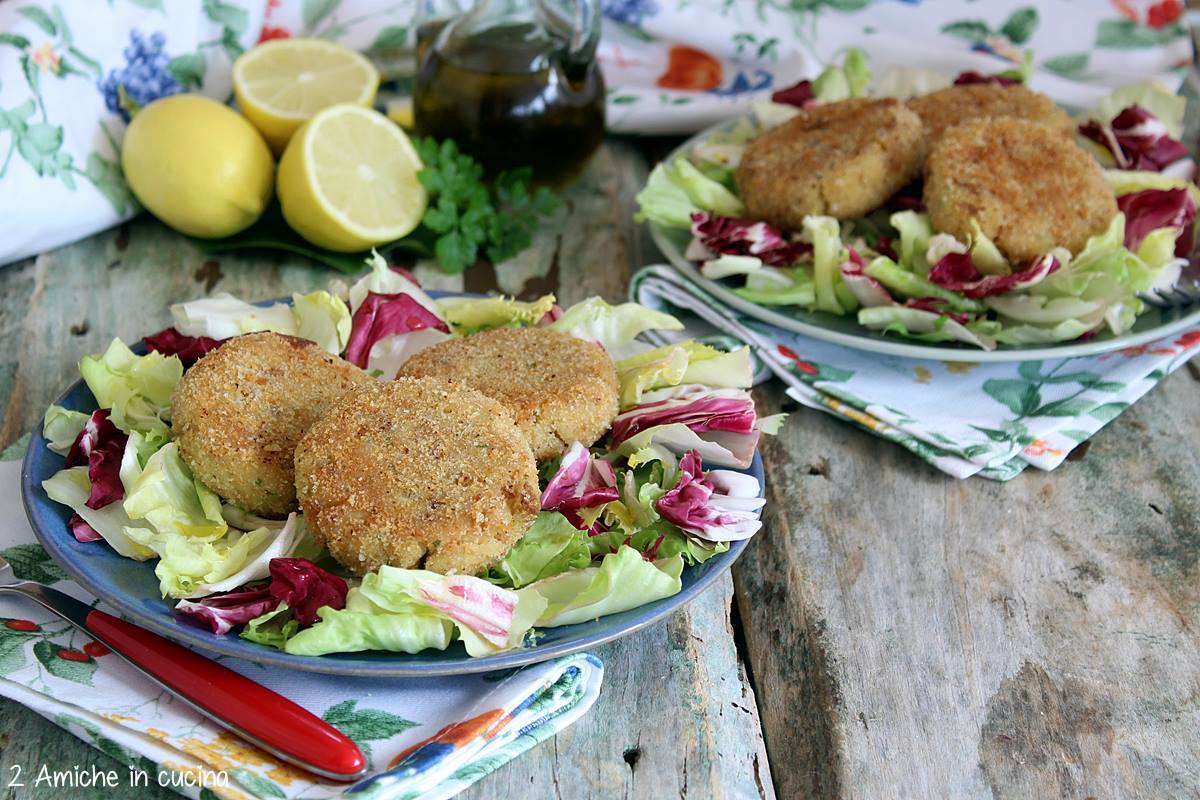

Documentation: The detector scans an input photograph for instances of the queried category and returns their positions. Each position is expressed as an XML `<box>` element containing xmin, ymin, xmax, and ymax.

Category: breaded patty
<box><xmin>735</xmin><ymin>98</ymin><xmax>925</xmax><ymax>228</ymax></box>
<box><xmin>923</xmin><ymin>118</ymin><xmax>1118</xmax><ymax>262</ymax></box>
<box><xmin>171</xmin><ymin>332</ymin><xmax>372</xmax><ymax>517</ymax></box>
<box><xmin>294</xmin><ymin>377</ymin><xmax>540</xmax><ymax>576</ymax></box>
<box><xmin>397</xmin><ymin>327</ymin><xmax>618</xmax><ymax>461</ymax></box>
<box><xmin>907</xmin><ymin>83</ymin><xmax>1074</xmax><ymax>144</ymax></box>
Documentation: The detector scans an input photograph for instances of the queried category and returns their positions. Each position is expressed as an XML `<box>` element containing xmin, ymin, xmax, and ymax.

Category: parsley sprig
<box><xmin>415</xmin><ymin>138</ymin><xmax>560</xmax><ymax>274</ymax></box>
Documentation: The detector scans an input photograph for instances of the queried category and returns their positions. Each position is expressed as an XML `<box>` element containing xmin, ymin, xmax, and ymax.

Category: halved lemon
<box><xmin>233</xmin><ymin>38</ymin><xmax>380</xmax><ymax>154</ymax></box>
<box><xmin>277</xmin><ymin>104</ymin><xmax>428</xmax><ymax>252</ymax></box>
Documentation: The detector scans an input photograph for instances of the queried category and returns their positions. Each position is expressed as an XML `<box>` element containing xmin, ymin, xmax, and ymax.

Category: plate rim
<box><xmin>648</xmin><ymin>118</ymin><xmax>1200</xmax><ymax>363</ymax></box>
<box><xmin>19</xmin><ymin>292</ymin><xmax>761</xmax><ymax>677</ymax></box>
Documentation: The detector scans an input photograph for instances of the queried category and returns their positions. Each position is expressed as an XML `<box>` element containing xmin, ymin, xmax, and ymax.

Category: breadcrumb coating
<box><xmin>735</xmin><ymin>97</ymin><xmax>926</xmax><ymax>227</ymax></box>
<box><xmin>907</xmin><ymin>83</ymin><xmax>1075</xmax><ymax>145</ymax></box>
<box><xmin>923</xmin><ymin>118</ymin><xmax>1117</xmax><ymax>262</ymax></box>
<box><xmin>294</xmin><ymin>377</ymin><xmax>540</xmax><ymax>576</ymax></box>
<box><xmin>397</xmin><ymin>327</ymin><xmax>619</xmax><ymax>461</ymax></box>
<box><xmin>171</xmin><ymin>332</ymin><xmax>372</xmax><ymax>517</ymax></box>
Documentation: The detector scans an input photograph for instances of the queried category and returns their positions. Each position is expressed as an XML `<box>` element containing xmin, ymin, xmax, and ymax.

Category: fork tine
<box><xmin>1141</xmin><ymin>290</ymin><xmax>1171</xmax><ymax>308</ymax></box>
<box><xmin>1165</xmin><ymin>287</ymin><xmax>1197</xmax><ymax>305</ymax></box>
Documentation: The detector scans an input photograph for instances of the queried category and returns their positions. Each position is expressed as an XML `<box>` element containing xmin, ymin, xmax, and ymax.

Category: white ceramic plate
<box><xmin>648</xmin><ymin>119</ymin><xmax>1200</xmax><ymax>363</ymax></box>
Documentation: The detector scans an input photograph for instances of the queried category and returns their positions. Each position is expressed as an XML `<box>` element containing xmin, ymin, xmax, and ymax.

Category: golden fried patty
<box><xmin>396</xmin><ymin>327</ymin><xmax>619</xmax><ymax>461</ymax></box>
<box><xmin>171</xmin><ymin>332</ymin><xmax>372</xmax><ymax>517</ymax></box>
<box><xmin>735</xmin><ymin>97</ymin><xmax>925</xmax><ymax>228</ymax></box>
<box><xmin>294</xmin><ymin>377</ymin><xmax>540</xmax><ymax>576</ymax></box>
<box><xmin>923</xmin><ymin>118</ymin><xmax>1118</xmax><ymax>263</ymax></box>
<box><xmin>907</xmin><ymin>83</ymin><xmax>1074</xmax><ymax>145</ymax></box>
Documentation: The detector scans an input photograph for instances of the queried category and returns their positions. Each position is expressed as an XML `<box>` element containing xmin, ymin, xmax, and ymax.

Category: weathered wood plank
<box><xmin>739</xmin><ymin>364</ymin><xmax>1200</xmax><ymax>800</ymax></box>
<box><xmin>0</xmin><ymin>139</ymin><xmax>773</xmax><ymax>799</ymax></box>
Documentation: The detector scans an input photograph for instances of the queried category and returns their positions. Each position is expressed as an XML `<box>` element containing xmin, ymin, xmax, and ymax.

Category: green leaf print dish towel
<box><xmin>631</xmin><ymin>266</ymin><xmax>1200</xmax><ymax>480</ymax></box>
<box><xmin>0</xmin><ymin>447</ymin><xmax>603</xmax><ymax>800</ymax></box>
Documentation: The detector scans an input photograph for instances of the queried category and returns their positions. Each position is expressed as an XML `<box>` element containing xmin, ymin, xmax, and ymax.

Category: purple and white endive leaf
<box><xmin>176</xmin><ymin>586</ymin><xmax>279</xmax><ymax>635</ymax></box>
<box><xmin>656</xmin><ymin>451</ymin><xmax>765</xmax><ymax>542</ymax></box>
<box><xmin>541</xmin><ymin>442</ymin><xmax>620</xmax><ymax>529</ymax></box>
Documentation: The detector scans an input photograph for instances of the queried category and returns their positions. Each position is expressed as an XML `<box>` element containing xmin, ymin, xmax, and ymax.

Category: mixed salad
<box><xmin>636</xmin><ymin>52</ymin><xmax>1198</xmax><ymax>350</ymax></box>
<box><xmin>39</xmin><ymin>253</ymin><xmax>779</xmax><ymax>659</ymax></box>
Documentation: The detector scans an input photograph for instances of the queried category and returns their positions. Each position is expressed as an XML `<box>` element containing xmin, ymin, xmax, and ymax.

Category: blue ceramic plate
<box><xmin>19</xmin><ymin>292</ymin><xmax>762</xmax><ymax>676</ymax></box>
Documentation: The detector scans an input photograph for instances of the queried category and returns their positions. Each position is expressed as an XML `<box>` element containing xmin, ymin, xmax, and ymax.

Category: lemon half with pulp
<box><xmin>233</xmin><ymin>38</ymin><xmax>379</xmax><ymax>154</ymax></box>
<box><xmin>277</xmin><ymin>104</ymin><xmax>428</xmax><ymax>252</ymax></box>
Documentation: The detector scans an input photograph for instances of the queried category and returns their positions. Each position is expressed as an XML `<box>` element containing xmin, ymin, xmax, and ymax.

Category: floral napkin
<box><xmin>0</xmin><ymin>446</ymin><xmax>601</xmax><ymax>800</ymax></box>
<box><xmin>597</xmin><ymin>0</ymin><xmax>1194</xmax><ymax>133</ymax></box>
<box><xmin>1</xmin><ymin>0</ymin><xmax>1193</xmax><ymax>264</ymax></box>
<box><xmin>631</xmin><ymin>265</ymin><xmax>1200</xmax><ymax>480</ymax></box>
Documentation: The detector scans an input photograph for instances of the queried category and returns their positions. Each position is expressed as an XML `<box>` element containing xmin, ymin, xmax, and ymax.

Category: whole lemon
<box><xmin>121</xmin><ymin>94</ymin><xmax>274</xmax><ymax>238</ymax></box>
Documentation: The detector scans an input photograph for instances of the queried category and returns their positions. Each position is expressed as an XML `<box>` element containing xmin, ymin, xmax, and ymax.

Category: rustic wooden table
<box><xmin>0</xmin><ymin>137</ymin><xmax>1197</xmax><ymax>800</ymax></box>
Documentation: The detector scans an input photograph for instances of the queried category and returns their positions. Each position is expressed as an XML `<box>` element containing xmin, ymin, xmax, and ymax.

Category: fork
<box><xmin>1138</xmin><ymin>262</ymin><xmax>1200</xmax><ymax>309</ymax></box>
<box><xmin>1139</xmin><ymin>283</ymin><xmax>1200</xmax><ymax>308</ymax></box>
<box><xmin>0</xmin><ymin>555</ymin><xmax>367</xmax><ymax>781</ymax></box>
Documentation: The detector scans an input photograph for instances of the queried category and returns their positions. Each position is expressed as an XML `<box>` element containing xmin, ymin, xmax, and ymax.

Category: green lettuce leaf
<box><xmin>42</xmin><ymin>405</ymin><xmax>90</xmax><ymax>455</ymax></box>
<box><xmin>803</xmin><ymin>216</ymin><xmax>854</xmax><ymax>314</ymax></box>
<box><xmin>614</xmin><ymin>341</ymin><xmax>753</xmax><ymax>407</ymax></box>
<box><xmin>967</xmin><ymin>221</ymin><xmax>1010</xmax><ymax>276</ymax></box>
<box><xmin>813</xmin><ymin>47</ymin><xmax>871</xmax><ymax>101</ymax></box>
<box><xmin>278</xmin><ymin>567</ymin><xmax>549</xmax><ymax>657</ymax></box>
<box><xmin>734</xmin><ymin>271</ymin><xmax>817</xmax><ymax>307</ymax></box>
<box><xmin>634</xmin><ymin>156</ymin><xmax>745</xmax><ymax>228</ymax></box>
<box><xmin>124</xmin><ymin>524</ymin><xmax>276</xmax><ymax>598</ymax></box>
<box><xmin>79</xmin><ymin>339</ymin><xmax>182</xmax><ymax>446</ymax></box>
<box><xmin>588</xmin><ymin>521</ymin><xmax>726</xmax><ymax>566</ymax></box>
<box><xmin>282</xmin><ymin>594</ymin><xmax>456</xmax><ymax>656</ymax></box>
<box><xmin>486</xmin><ymin>512</ymin><xmax>592</xmax><ymax>589</ymax></box>
<box><xmin>1029</xmin><ymin>216</ymin><xmax>1146</xmax><ymax>335</ymax></box>
<box><xmin>292</xmin><ymin>290</ymin><xmax>352</xmax><ymax>354</ymax></box>
<box><xmin>548</xmin><ymin>297</ymin><xmax>683</xmax><ymax>359</ymax></box>
<box><xmin>122</xmin><ymin>443</ymin><xmax>227</xmax><ymax>540</ymax></box>
<box><xmin>241</xmin><ymin>603</ymin><xmax>300</xmax><ymax>650</ymax></box>
<box><xmin>993</xmin><ymin>319</ymin><xmax>1097</xmax><ymax>345</ymax></box>
<box><xmin>1135</xmin><ymin>226</ymin><xmax>1181</xmax><ymax>271</ymax></box>
<box><xmin>41</xmin><ymin>467</ymin><xmax>154</xmax><ymax>560</ymax></box>
<box><xmin>517</xmin><ymin>546</ymin><xmax>684</xmax><ymax>627</ymax></box>
<box><xmin>889</xmin><ymin>211</ymin><xmax>934</xmax><ymax>276</ymax></box>
<box><xmin>858</xmin><ymin>306</ymin><xmax>999</xmax><ymax>350</ymax></box>
<box><xmin>436</xmin><ymin>294</ymin><xmax>556</xmax><ymax>333</ymax></box>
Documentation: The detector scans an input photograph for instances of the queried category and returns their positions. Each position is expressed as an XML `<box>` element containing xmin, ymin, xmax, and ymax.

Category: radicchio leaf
<box><xmin>1078</xmin><ymin>105</ymin><xmax>1190</xmax><ymax>172</ymax></box>
<box><xmin>268</xmin><ymin>558</ymin><xmax>348</xmax><ymax>627</ymax></box>
<box><xmin>771</xmin><ymin>78</ymin><xmax>816</xmax><ymax>107</ymax></box>
<box><xmin>143</xmin><ymin>328</ymin><xmax>223</xmax><ymax>364</ymax></box>
<box><xmin>540</xmin><ymin>442</ymin><xmax>620</xmax><ymax>530</ymax></box>
<box><xmin>175</xmin><ymin>585</ymin><xmax>279</xmax><ymax>635</ymax></box>
<box><xmin>928</xmin><ymin>252</ymin><xmax>1059</xmax><ymax>298</ymax></box>
<box><xmin>953</xmin><ymin>71</ymin><xmax>1020</xmax><ymax>87</ymax></box>
<box><xmin>1116</xmin><ymin>187</ymin><xmax>1197</xmax><ymax>255</ymax></box>
<box><xmin>417</xmin><ymin>575</ymin><xmax>518</xmax><ymax>647</ymax></box>
<box><xmin>66</xmin><ymin>409</ymin><xmax>128</xmax><ymax>510</ymax></box>
<box><xmin>610</xmin><ymin>385</ymin><xmax>758</xmax><ymax>446</ymax></box>
<box><xmin>344</xmin><ymin>291</ymin><xmax>452</xmax><ymax>370</ymax></box>
<box><xmin>68</xmin><ymin>513</ymin><xmax>103</xmax><ymax>543</ymax></box>
<box><xmin>690</xmin><ymin>213</ymin><xmax>811</xmax><ymax>267</ymax></box>
<box><xmin>655</xmin><ymin>451</ymin><xmax>765</xmax><ymax>542</ymax></box>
